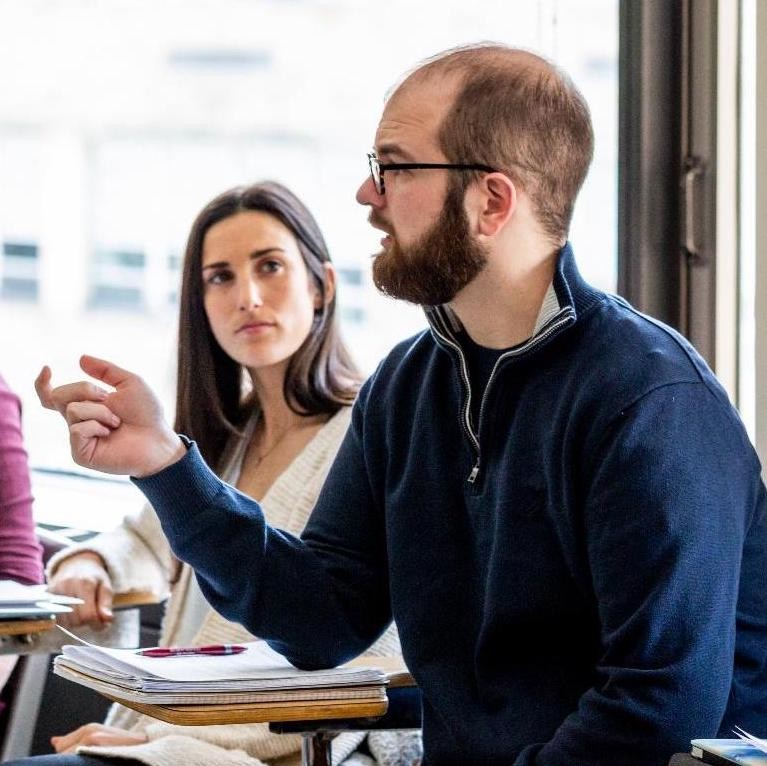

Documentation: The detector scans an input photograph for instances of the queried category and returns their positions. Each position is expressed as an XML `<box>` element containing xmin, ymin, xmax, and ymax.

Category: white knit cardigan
<box><xmin>47</xmin><ymin>407</ymin><xmax>403</xmax><ymax>766</ymax></box>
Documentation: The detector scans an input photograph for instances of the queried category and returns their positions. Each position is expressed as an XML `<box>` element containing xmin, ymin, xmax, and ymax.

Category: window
<box><xmin>337</xmin><ymin>267</ymin><xmax>367</xmax><ymax>328</ymax></box>
<box><xmin>168</xmin><ymin>49</ymin><xmax>272</xmax><ymax>71</ymax></box>
<box><xmin>0</xmin><ymin>1</ymin><xmax>619</xmax><ymax>527</ymax></box>
<box><xmin>1</xmin><ymin>241</ymin><xmax>39</xmax><ymax>301</ymax></box>
<box><xmin>337</xmin><ymin>268</ymin><xmax>364</xmax><ymax>287</ymax></box>
<box><xmin>341</xmin><ymin>306</ymin><xmax>366</xmax><ymax>325</ymax></box>
<box><xmin>168</xmin><ymin>252</ymin><xmax>182</xmax><ymax>305</ymax></box>
<box><xmin>89</xmin><ymin>249</ymin><xmax>146</xmax><ymax>310</ymax></box>
<box><xmin>619</xmin><ymin>1</ymin><xmax>753</xmax><ymax>422</ymax></box>
<box><xmin>746</xmin><ymin>0</ymin><xmax>767</xmax><ymax>465</ymax></box>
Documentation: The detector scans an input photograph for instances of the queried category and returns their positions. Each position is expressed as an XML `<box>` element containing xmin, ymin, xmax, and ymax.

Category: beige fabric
<box><xmin>47</xmin><ymin>407</ymin><xmax>403</xmax><ymax>766</ymax></box>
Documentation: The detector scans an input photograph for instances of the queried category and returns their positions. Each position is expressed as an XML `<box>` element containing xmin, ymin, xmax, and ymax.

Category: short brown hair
<box><xmin>404</xmin><ymin>44</ymin><xmax>594</xmax><ymax>244</ymax></box>
<box><xmin>175</xmin><ymin>181</ymin><xmax>362</xmax><ymax>471</ymax></box>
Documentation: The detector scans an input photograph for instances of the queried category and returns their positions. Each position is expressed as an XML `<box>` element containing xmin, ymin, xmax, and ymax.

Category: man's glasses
<box><xmin>367</xmin><ymin>152</ymin><xmax>496</xmax><ymax>195</ymax></box>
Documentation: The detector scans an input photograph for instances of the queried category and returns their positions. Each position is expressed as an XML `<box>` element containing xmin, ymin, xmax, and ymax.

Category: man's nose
<box><xmin>356</xmin><ymin>175</ymin><xmax>384</xmax><ymax>207</ymax></box>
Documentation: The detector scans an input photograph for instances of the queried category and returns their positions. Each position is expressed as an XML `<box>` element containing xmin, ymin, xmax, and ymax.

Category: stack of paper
<box><xmin>0</xmin><ymin>580</ymin><xmax>78</xmax><ymax>620</ymax></box>
<box><xmin>54</xmin><ymin>639</ymin><xmax>390</xmax><ymax>706</ymax></box>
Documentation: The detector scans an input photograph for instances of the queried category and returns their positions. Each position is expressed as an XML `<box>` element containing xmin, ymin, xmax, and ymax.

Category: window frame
<box><xmin>618</xmin><ymin>0</ymin><xmax>720</xmax><ymax>373</ymax></box>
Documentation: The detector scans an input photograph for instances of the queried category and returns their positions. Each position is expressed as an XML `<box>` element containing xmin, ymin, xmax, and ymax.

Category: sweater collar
<box><xmin>424</xmin><ymin>242</ymin><xmax>600</xmax><ymax>357</ymax></box>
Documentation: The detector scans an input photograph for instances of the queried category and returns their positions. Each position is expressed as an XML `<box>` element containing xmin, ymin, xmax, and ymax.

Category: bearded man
<box><xmin>37</xmin><ymin>45</ymin><xmax>767</xmax><ymax>766</ymax></box>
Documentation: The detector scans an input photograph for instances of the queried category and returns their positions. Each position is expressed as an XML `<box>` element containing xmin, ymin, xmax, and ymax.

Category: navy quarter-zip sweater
<box><xmin>138</xmin><ymin>245</ymin><xmax>767</xmax><ymax>766</ymax></box>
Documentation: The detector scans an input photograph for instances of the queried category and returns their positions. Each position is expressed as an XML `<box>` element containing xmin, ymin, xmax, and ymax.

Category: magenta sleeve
<box><xmin>0</xmin><ymin>375</ymin><xmax>43</xmax><ymax>584</ymax></box>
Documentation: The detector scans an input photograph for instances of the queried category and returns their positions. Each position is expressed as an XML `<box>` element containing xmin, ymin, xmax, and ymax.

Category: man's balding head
<box><xmin>390</xmin><ymin>44</ymin><xmax>594</xmax><ymax>245</ymax></box>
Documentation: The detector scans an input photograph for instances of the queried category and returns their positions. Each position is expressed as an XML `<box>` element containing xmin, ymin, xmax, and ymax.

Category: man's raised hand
<box><xmin>35</xmin><ymin>355</ymin><xmax>186</xmax><ymax>478</ymax></box>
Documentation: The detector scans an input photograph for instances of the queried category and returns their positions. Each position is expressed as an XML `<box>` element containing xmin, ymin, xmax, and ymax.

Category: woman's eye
<box><xmin>260</xmin><ymin>259</ymin><xmax>282</xmax><ymax>274</ymax></box>
<box><xmin>206</xmin><ymin>270</ymin><xmax>232</xmax><ymax>285</ymax></box>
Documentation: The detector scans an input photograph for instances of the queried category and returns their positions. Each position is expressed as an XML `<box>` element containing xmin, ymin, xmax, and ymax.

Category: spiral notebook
<box><xmin>53</xmin><ymin>631</ymin><xmax>392</xmax><ymax>707</ymax></box>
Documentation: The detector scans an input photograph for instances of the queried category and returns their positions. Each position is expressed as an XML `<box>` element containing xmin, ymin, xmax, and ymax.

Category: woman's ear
<box><xmin>315</xmin><ymin>262</ymin><xmax>337</xmax><ymax>309</ymax></box>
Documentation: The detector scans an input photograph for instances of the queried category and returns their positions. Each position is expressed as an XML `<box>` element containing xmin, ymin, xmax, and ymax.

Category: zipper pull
<box><xmin>468</xmin><ymin>461</ymin><xmax>480</xmax><ymax>484</ymax></box>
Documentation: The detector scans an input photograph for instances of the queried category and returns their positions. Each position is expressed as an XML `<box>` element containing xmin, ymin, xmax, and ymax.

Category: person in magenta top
<box><xmin>0</xmin><ymin>373</ymin><xmax>44</xmax><ymax>697</ymax></box>
<box><xmin>0</xmin><ymin>374</ymin><xmax>43</xmax><ymax>585</ymax></box>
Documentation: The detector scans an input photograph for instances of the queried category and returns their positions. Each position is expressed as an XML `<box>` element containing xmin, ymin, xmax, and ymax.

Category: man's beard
<box><xmin>371</xmin><ymin>181</ymin><xmax>488</xmax><ymax>306</ymax></box>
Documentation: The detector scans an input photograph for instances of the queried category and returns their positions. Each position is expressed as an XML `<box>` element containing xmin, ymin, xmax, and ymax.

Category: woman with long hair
<box><xmin>24</xmin><ymin>181</ymin><xmax>418</xmax><ymax>766</ymax></box>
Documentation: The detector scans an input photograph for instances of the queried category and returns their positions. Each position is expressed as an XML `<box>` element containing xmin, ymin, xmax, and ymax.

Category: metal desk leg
<box><xmin>301</xmin><ymin>731</ymin><xmax>334</xmax><ymax>766</ymax></box>
<box><xmin>0</xmin><ymin>654</ymin><xmax>50</xmax><ymax>760</ymax></box>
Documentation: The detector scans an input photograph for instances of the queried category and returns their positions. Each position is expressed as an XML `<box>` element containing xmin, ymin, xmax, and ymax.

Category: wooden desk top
<box><xmin>102</xmin><ymin>656</ymin><xmax>414</xmax><ymax>727</ymax></box>
<box><xmin>112</xmin><ymin>590</ymin><xmax>162</xmax><ymax>609</ymax></box>
<box><xmin>0</xmin><ymin>590</ymin><xmax>161</xmax><ymax>642</ymax></box>
<box><xmin>0</xmin><ymin>618</ymin><xmax>56</xmax><ymax>637</ymax></box>
<box><xmin>107</xmin><ymin>695</ymin><xmax>389</xmax><ymax>726</ymax></box>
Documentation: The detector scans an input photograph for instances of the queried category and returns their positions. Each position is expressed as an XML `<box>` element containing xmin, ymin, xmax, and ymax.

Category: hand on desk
<box><xmin>35</xmin><ymin>355</ymin><xmax>186</xmax><ymax>479</ymax></box>
<box><xmin>48</xmin><ymin>551</ymin><xmax>114</xmax><ymax>627</ymax></box>
<box><xmin>51</xmin><ymin>723</ymin><xmax>148</xmax><ymax>753</ymax></box>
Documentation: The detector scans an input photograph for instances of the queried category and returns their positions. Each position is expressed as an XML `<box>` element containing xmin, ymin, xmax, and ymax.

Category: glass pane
<box><xmin>554</xmin><ymin>1</ymin><xmax>619</xmax><ymax>293</ymax></box>
<box><xmin>3</xmin><ymin>242</ymin><xmax>38</xmax><ymax>259</ymax></box>
<box><xmin>1</xmin><ymin>241</ymin><xmax>39</xmax><ymax>301</ymax></box>
<box><xmin>0</xmin><ymin>1</ymin><xmax>618</xmax><ymax>491</ymax></box>
<box><xmin>739</xmin><ymin>0</ymin><xmax>756</xmax><ymax>438</ymax></box>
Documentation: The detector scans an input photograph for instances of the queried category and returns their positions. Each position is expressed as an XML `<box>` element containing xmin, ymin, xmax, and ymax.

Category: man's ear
<box><xmin>474</xmin><ymin>173</ymin><xmax>517</xmax><ymax>237</ymax></box>
<box><xmin>315</xmin><ymin>262</ymin><xmax>337</xmax><ymax>309</ymax></box>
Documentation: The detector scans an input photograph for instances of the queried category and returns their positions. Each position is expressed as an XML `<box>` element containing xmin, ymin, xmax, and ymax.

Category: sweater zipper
<box><xmin>475</xmin><ymin>311</ymin><xmax>576</xmax><ymax>441</ymax></box>
<box><xmin>429</xmin><ymin>318</ymin><xmax>481</xmax><ymax>482</ymax></box>
<box><xmin>430</xmin><ymin>306</ymin><xmax>576</xmax><ymax>485</ymax></box>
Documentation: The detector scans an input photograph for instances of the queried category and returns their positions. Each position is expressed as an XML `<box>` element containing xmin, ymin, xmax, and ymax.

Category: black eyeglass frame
<box><xmin>367</xmin><ymin>152</ymin><xmax>496</xmax><ymax>195</ymax></box>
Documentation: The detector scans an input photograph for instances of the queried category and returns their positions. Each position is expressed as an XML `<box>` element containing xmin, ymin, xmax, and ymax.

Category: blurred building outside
<box><xmin>0</xmin><ymin>0</ymin><xmax>618</xmax><ymax>528</ymax></box>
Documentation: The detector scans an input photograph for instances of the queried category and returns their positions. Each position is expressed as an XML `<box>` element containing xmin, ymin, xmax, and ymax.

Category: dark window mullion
<box><xmin>618</xmin><ymin>1</ymin><xmax>684</xmax><ymax>333</ymax></box>
<box><xmin>619</xmin><ymin>0</ymin><xmax>719</xmax><ymax>369</ymax></box>
<box><xmin>680</xmin><ymin>0</ymin><xmax>718</xmax><ymax>365</ymax></box>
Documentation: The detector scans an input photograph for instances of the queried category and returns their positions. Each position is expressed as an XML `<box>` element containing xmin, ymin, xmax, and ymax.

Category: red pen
<box><xmin>137</xmin><ymin>644</ymin><xmax>247</xmax><ymax>657</ymax></box>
